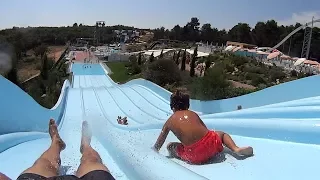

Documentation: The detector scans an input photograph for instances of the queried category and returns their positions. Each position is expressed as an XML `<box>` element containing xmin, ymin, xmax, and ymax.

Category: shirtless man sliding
<box><xmin>153</xmin><ymin>89</ymin><xmax>253</xmax><ymax>164</ymax></box>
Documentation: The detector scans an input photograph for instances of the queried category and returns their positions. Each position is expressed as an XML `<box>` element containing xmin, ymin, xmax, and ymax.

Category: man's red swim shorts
<box><xmin>176</xmin><ymin>131</ymin><xmax>223</xmax><ymax>164</ymax></box>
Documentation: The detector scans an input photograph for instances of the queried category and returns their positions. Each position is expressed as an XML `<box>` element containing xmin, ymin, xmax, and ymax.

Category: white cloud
<box><xmin>278</xmin><ymin>11</ymin><xmax>320</xmax><ymax>27</ymax></box>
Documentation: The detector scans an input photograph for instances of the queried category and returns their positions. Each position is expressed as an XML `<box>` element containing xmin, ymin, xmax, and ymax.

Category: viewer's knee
<box><xmin>35</xmin><ymin>158</ymin><xmax>60</xmax><ymax>171</ymax></box>
<box><xmin>81</xmin><ymin>156</ymin><xmax>102</xmax><ymax>164</ymax></box>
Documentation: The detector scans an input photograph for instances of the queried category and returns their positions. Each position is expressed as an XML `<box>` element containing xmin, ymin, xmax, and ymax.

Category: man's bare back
<box><xmin>166</xmin><ymin>110</ymin><xmax>208</xmax><ymax>146</ymax></box>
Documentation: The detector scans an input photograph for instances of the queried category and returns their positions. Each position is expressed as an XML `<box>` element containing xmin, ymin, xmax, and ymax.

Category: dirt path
<box><xmin>48</xmin><ymin>46</ymin><xmax>67</xmax><ymax>62</ymax></box>
<box><xmin>228</xmin><ymin>80</ymin><xmax>256</xmax><ymax>90</ymax></box>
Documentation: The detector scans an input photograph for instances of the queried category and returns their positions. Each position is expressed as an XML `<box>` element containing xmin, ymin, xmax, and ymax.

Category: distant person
<box><xmin>15</xmin><ymin>119</ymin><xmax>115</xmax><ymax>180</ymax></box>
<box><xmin>117</xmin><ymin>116</ymin><xmax>128</xmax><ymax>125</ymax></box>
<box><xmin>153</xmin><ymin>89</ymin><xmax>253</xmax><ymax>164</ymax></box>
<box><xmin>237</xmin><ymin>105</ymin><xmax>242</xmax><ymax>110</ymax></box>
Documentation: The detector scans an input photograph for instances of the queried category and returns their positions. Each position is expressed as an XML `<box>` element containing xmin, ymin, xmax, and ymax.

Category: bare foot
<box><xmin>80</xmin><ymin>121</ymin><xmax>92</xmax><ymax>153</ymax></box>
<box><xmin>122</xmin><ymin>117</ymin><xmax>128</xmax><ymax>125</ymax></box>
<box><xmin>235</xmin><ymin>147</ymin><xmax>253</xmax><ymax>156</ymax></box>
<box><xmin>49</xmin><ymin>119</ymin><xmax>66</xmax><ymax>150</ymax></box>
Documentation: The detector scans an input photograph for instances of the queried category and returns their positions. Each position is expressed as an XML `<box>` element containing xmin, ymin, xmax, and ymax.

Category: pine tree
<box><xmin>175</xmin><ymin>50</ymin><xmax>181</xmax><ymax>65</ymax></box>
<box><xmin>149</xmin><ymin>52</ymin><xmax>154</xmax><ymax>63</ymax></box>
<box><xmin>41</xmin><ymin>54</ymin><xmax>49</xmax><ymax>80</ymax></box>
<box><xmin>138</xmin><ymin>53</ymin><xmax>142</xmax><ymax>65</ymax></box>
<box><xmin>190</xmin><ymin>47</ymin><xmax>198</xmax><ymax>77</ymax></box>
<box><xmin>181</xmin><ymin>49</ymin><xmax>186</xmax><ymax>71</ymax></box>
<box><xmin>159</xmin><ymin>49</ymin><xmax>164</xmax><ymax>58</ymax></box>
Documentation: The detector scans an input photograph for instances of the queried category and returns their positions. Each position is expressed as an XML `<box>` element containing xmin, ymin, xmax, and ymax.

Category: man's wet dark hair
<box><xmin>170</xmin><ymin>88</ymin><xmax>190</xmax><ymax>111</ymax></box>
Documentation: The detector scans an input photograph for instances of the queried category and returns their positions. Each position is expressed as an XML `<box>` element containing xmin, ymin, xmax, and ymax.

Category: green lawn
<box><xmin>106</xmin><ymin>62</ymin><xmax>142</xmax><ymax>83</ymax></box>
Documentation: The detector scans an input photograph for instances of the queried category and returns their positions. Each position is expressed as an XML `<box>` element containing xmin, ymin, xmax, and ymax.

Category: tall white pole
<box><xmin>306</xmin><ymin>16</ymin><xmax>314</xmax><ymax>59</ymax></box>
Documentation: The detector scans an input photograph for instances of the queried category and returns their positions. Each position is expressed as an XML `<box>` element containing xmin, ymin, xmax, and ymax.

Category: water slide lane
<box><xmin>79</xmin><ymin>81</ymin><xmax>206</xmax><ymax>180</ymax></box>
<box><xmin>1</xmin><ymin>63</ymin><xmax>320</xmax><ymax>180</ymax></box>
<box><xmin>80</xmin><ymin>64</ymin><xmax>320</xmax><ymax>179</ymax></box>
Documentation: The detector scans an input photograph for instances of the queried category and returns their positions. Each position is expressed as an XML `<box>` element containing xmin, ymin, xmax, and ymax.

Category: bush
<box><xmin>224</xmin><ymin>87</ymin><xmax>256</xmax><ymax>98</ymax></box>
<box><xmin>270</xmin><ymin>69</ymin><xmax>286</xmax><ymax>81</ymax></box>
<box><xmin>290</xmin><ymin>70</ymin><xmax>298</xmax><ymax>77</ymax></box>
<box><xmin>128</xmin><ymin>63</ymin><xmax>141</xmax><ymax>75</ymax></box>
<box><xmin>251</xmin><ymin>76</ymin><xmax>266</xmax><ymax>86</ymax></box>
<box><xmin>143</xmin><ymin>58</ymin><xmax>181</xmax><ymax>86</ymax></box>
<box><xmin>190</xmin><ymin>66</ymin><xmax>231</xmax><ymax>100</ymax></box>
<box><xmin>225</xmin><ymin>63</ymin><xmax>234</xmax><ymax>72</ymax></box>
<box><xmin>244</xmin><ymin>72</ymin><xmax>252</xmax><ymax>80</ymax></box>
<box><xmin>243</xmin><ymin>65</ymin><xmax>266</xmax><ymax>74</ymax></box>
<box><xmin>204</xmin><ymin>58</ymin><xmax>212</xmax><ymax>71</ymax></box>
<box><xmin>129</xmin><ymin>55</ymin><xmax>137</xmax><ymax>63</ymax></box>
<box><xmin>231</xmin><ymin>56</ymin><xmax>248</xmax><ymax>67</ymax></box>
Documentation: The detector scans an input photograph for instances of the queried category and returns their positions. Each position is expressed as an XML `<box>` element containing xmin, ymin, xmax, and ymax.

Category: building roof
<box><xmin>142</xmin><ymin>48</ymin><xmax>209</xmax><ymax>58</ymax></box>
<box><xmin>144</xmin><ymin>49</ymin><xmax>174</xmax><ymax>57</ymax></box>
<box><xmin>227</xmin><ymin>41</ymin><xmax>257</xmax><ymax>48</ymax></box>
<box><xmin>185</xmin><ymin>49</ymin><xmax>210</xmax><ymax>57</ymax></box>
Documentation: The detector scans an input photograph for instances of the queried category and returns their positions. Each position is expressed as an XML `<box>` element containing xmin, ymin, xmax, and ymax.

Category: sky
<box><xmin>0</xmin><ymin>0</ymin><xmax>319</xmax><ymax>30</ymax></box>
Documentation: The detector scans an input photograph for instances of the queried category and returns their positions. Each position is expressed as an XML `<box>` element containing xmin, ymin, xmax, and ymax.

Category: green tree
<box><xmin>149</xmin><ymin>52</ymin><xmax>154</xmax><ymax>63</ymax></box>
<box><xmin>159</xmin><ymin>49</ymin><xmax>164</xmax><ymax>58</ymax></box>
<box><xmin>171</xmin><ymin>25</ymin><xmax>182</xmax><ymax>40</ymax></box>
<box><xmin>205</xmin><ymin>57</ymin><xmax>212</xmax><ymax>71</ymax></box>
<box><xmin>138</xmin><ymin>53</ymin><xmax>142</xmax><ymax>65</ymax></box>
<box><xmin>190</xmin><ymin>65</ymin><xmax>230</xmax><ymax>100</ymax></box>
<box><xmin>190</xmin><ymin>47</ymin><xmax>197</xmax><ymax>77</ymax></box>
<box><xmin>175</xmin><ymin>50</ymin><xmax>181</xmax><ymax>65</ymax></box>
<box><xmin>228</xmin><ymin>23</ymin><xmax>252</xmax><ymax>43</ymax></box>
<box><xmin>41</xmin><ymin>54</ymin><xmax>49</xmax><ymax>80</ymax></box>
<box><xmin>34</xmin><ymin>44</ymin><xmax>48</xmax><ymax>58</ymax></box>
<box><xmin>129</xmin><ymin>55</ymin><xmax>137</xmax><ymax>63</ymax></box>
<box><xmin>290</xmin><ymin>70</ymin><xmax>298</xmax><ymax>77</ymax></box>
<box><xmin>181</xmin><ymin>49</ymin><xmax>186</xmax><ymax>71</ymax></box>
<box><xmin>143</xmin><ymin>59</ymin><xmax>181</xmax><ymax>86</ymax></box>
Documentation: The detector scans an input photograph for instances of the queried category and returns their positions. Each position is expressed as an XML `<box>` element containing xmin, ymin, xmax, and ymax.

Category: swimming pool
<box><xmin>71</xmin><ymin>63</ymin><xmax>106</xmax><ymax>75</ymax></box>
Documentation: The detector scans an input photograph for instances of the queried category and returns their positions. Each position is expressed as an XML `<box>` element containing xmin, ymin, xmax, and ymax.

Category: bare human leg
<box><xmin>166</xmin><ymin>142</ymin><xmax>182</xmax><ymax>159</ymax></box>
<box><xmin>20</xmin><ymin>119</ymin><xmax>66</xmax><ymax>178</ymax></box>
<box><xmin>76</xmin><ymin>121</ymin><xmax>109</xmax><ymax>178</ymax></box>
<box><xmin>215</xmin><ymin>131</ymin><xmax>253</xmax><ymax>156</ymax></box>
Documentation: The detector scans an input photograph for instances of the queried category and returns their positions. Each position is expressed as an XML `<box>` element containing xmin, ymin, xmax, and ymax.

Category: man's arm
<box><xmin>153</xmin><ymin>122</ymin><xmax>170</xmax><ymax>151</ymax></box>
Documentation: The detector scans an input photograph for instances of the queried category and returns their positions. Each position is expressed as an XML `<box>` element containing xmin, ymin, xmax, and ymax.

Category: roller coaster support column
<box><xmin>301</xmin><ymin>17</ymin><xmax>314</xmax><ymax>59</ymax></box>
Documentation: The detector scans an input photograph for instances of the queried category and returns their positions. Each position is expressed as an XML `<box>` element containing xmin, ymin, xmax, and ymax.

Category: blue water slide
<box><xmin>1</xmin><ymin>63</ymin><xmax>319</xmax><ymax>180</ymax></box>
